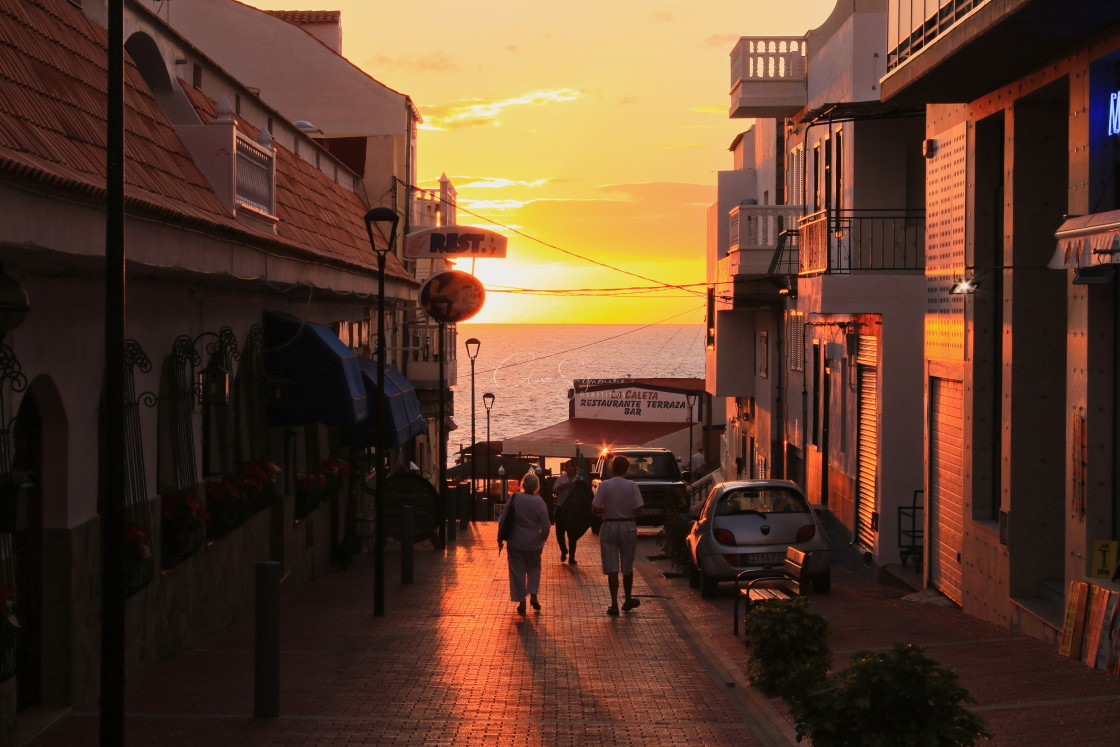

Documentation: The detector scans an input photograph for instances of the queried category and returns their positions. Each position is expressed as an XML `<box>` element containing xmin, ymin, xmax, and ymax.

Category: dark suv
<box><xmin>592</xmin><ymin>447</ymin><xmax>689</xmax><ymax>526</ymax></box>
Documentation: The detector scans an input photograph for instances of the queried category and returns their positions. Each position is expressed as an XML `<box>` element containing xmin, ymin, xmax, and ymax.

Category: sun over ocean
<box><xmin>450</xmin><ymin>324</ymin><xmax>706</xmax><ymax>460</ymax></box>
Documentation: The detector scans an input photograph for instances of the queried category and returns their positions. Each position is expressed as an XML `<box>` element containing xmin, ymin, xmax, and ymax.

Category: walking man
<box><xmin>690</xmin><ymin>447</ymin><xmax>705</xmax><ymax>478</ymax></box>
<box><xmin>592</xmin><ymin>455</ymin><xmax>644</xmax><ymax>615</ymax></box>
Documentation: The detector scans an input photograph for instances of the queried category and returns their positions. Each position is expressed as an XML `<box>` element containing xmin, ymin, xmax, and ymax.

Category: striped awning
<box><xmin>1050</xmin><ymin>210</ymin><xmax>1120</xmax><ymax>269</ymax></box>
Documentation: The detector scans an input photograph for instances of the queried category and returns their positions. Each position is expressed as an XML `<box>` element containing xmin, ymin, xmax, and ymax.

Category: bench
<box><xmin>733</xmin><ymin>546</ymin><xmax>812</xmax><ymax>636</ymax></box>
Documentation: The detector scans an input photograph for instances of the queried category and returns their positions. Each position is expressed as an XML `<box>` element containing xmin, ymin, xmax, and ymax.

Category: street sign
<box><xmin>420</xmin><ymin>270</ymin><xmax>485</xmax><ymax>323</ymax></box>
<box><xmin>404</xmin><ymin>226</ymin><xmax>507</xmax><ymax>259</ymax></box>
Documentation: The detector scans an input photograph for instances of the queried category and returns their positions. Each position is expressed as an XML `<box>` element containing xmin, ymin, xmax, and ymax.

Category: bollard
<box><xmin>254</xmin><ymin>561</ymin><xmax>281</xmax><ymax>718</ymax></box>
<box><xmin>401</xmin><ymin>506</ymin><xmax>414</xmax><ymax>584</ymax></box>
<box><xmin>445</xmin><ymin>486</ymin><xmax>457</xmax><ymax>543</ymax></box>
<box><xmin>458</xmin><ymin>482</ymin><xmax>469</xmax><ymax>530</ymax></box>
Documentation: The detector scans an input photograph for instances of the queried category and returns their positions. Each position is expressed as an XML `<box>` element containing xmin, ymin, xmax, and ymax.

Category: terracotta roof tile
<box><xmin>0</xmin><ymin>0</ymin><xmax>412</xmax><ymax>285</ymax></box>
<box><xmin>267</xmin><ymin>10</ymin><xmax>342</xmax><ymax>25</ymax></box>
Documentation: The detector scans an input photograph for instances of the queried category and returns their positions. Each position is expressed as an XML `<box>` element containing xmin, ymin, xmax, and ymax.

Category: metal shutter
<box><xmin>855</xmin><ymin>336</ymin><xmax>878</xmax><ymax>549</ymax></box>
<box><xmin>929</xmin><ymin>377</ymin><xmax>964</xmax><ymax>604</ymax></box>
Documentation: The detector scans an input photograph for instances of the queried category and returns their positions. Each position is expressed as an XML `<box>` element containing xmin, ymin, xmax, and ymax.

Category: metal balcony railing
<box><xmin>235</xmin><ymin>134</ymin><xmax>275</xmax><ymax>215</ymax></box>
<box><xmin>797</xmin><ymin>209</ymin><xmax>925</xmax><ymax>275</ymax></box>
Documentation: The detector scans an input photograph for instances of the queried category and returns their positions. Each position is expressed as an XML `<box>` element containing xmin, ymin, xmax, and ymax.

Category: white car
<box><xmin>686</xmin><ymin>479</ymin><xmax>832</xmax><ymax>598</ymax></box>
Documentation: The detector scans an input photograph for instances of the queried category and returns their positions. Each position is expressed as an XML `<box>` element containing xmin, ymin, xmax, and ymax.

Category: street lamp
<box><xmin>685</xmin><ymin>392</ymin><xmax>697</xmax><ymax>483</ymax></box>
<box><xmin>483</xmin><ymin>391</ymin><xmax>495</xmax><ymax>518</ymax></box>
<box><xmin>364</xmin><ymin>206</ymin><xmax>399</xmax><ymax>617</ymax></box>
<box><xmin>464</xmin><ymin>337</ymin><xmax>480</xmax><ymax>524</ymax></box>
<box><xmin>433</xmin><ymin>298</ymin><xmax>452</xmax><ymax>546</ymax></box>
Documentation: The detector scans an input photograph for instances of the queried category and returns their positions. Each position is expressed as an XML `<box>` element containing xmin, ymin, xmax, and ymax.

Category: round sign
<box><xmin>378</xmin><ymin>472</ymin><xmax>440</xmax><ymax>543</ymax></box>
<box><xmin>419</xmin><ymin>270</ymin><xmax>485</xmax><ymax>323</ymax></box>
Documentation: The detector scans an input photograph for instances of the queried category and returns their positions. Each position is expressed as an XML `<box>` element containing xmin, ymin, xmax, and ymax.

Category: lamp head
<box><xmin>465</xmin><ymin>337</ymin><xmax>481</xmax><ymax>359</ymax></box>
<box><xmin>364</xmin><ymin>207</ymin><xmax>400</xmax><ymax>255</ymax></box>
<box><xmin>483</xmin><ymin>392</ymin><xmax>495</xmax><ymax>410</ymax></box>
<box><xmin>950</xmin><ymin>275</ymin><xmax>979</xmax><ymax>295</ymax></box>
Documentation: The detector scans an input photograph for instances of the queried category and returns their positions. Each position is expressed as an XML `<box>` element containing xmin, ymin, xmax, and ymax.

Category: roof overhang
<box><xmin>1050</xmin><ymin>210</ymin><xmax>1120</xmax><ymax>269</ymax></box>
<box><xmin>503</xmin><ymin>418</ymin><xmax>696</xmax><ymax>459</ymax></box>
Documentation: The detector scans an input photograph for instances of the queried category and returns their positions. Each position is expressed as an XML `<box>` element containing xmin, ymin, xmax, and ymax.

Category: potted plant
<box><xmin>742</xmin><ymin>596</ymin><xmax>831</xmax><ymax>700</ymax></box>
<box><xmin>656</xmin><ymin>502</ymin><xmax>693</xmax><ymax>575</ymax></box>
<box><xmin>790</xmin><ymin>643</ymin><xmax>990</xmax><ymax>746</ymax></box>
<box><xmin>160</xmin><ymin>487</ymin><xmax>208</xmax><ymax>569</ymax></box>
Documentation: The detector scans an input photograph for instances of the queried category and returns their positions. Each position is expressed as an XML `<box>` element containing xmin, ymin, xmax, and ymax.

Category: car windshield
<box><xmin>715</xmin><ymin>487</ymin><xmax>808</xmax><ymax>516</ymax></box>
<box><xmin>623</xmin><ymin>453</ymin><xmax>681</xmax><ymax>481</ymax></box>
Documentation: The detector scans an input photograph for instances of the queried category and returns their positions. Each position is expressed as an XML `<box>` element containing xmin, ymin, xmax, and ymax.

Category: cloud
<box><xmin>597</xmin><ymin>182</ymin><xmax>715</xmax><ymax>206</ymax></box>
<box><xmin>704</xmin><ymin>33</ymin><xmax>739</xmax><ymax>48</ymax></box>
<box><xmin>456</xmin><ymin>177</ymin><xmax>549</xmax><ymax>190</ymax></box>
<box><xmin>688</xmin><ymin>104</ymin><xmax>728</xmax><ymax>116</ymax></box>
<box><xmin>419</xmin><ymin>89</ymin><xmax>581</xmax><ymax>130</ymax></box>
<box><xmin>651</xmin><ymin>10</ymin><xmax>674</xmax><ymax>22</ymax></box>
<box><xmin>369</xmin><ymin>53</ymin><xmax>461</xmax><ymax>74</ymax></box>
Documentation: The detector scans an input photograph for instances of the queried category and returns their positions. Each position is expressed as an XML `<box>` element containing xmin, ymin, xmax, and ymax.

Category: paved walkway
<box><xmin>24</xmin><ymin>522</ymin><xmax>1120</xmax><ymax>746</ymax></box>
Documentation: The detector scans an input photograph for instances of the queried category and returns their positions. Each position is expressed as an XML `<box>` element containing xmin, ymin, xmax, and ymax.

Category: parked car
<box><xmin>686</xmin><ymin>479</ymin><xmax>832</xmax><ymax>598</ymax></box>
<box><xmin>592</xmin><ymin>447</ymin><xmax>689</xmax><ymax>526</ymax></box>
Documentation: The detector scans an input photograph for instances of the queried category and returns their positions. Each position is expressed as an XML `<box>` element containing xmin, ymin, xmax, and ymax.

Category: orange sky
<box><xmin>252</xmin><ymin>1</ymin><xmax>835</xmax><ymax>323</ymax></box>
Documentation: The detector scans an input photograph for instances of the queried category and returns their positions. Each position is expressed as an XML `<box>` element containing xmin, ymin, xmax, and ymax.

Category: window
<box><xmin>706</xmin><ymin>287</ymin><xmax>715</xmax><ymax>348</ymax></box>
<box><xmin>789</xmin><ymin>312</ymin><xmax>805</xmax><ymax>371</ymax></box>
<box><xmin>812</xmin><ymin>143</ymin><xmax>822</xmax><ymax>211</ymax></box>
<box><xmin>759</xmin><ymin>331</ymin><xmax>769</xmax><ymax>378</ymax></box>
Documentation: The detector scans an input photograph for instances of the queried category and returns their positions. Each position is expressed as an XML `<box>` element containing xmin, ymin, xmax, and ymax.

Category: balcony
<box><xmin>730</xmin><ymin>37</ymin><xmax>807</xmax><ymax>118</ymax></box>
<box><xmin>797</xmin><ymin>209</ymin><xmax>925</xmax><ymax>276</ymax></box>
<box><xmin>400</xmin><ymin>317</ymin><xmax>456</xmax><ymax>390</ymax></box>
<box><xmin>235</xmin><ymin>133</ymin><xmax>275</xmax><ymax>216</ymax></box>
<box><xmin>729</xmin><ymin>204</ymin><xmax>803</xmax><ymax>276</ymax></box>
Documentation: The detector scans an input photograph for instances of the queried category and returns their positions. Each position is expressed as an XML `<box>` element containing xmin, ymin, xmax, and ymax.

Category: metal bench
<box><xmin>733</xmin><ymin>546</ymin><xmax>812</xmax><ymax>636</ymax></box>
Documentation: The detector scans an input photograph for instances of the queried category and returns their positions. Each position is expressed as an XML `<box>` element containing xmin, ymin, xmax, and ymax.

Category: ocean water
<box><xmin>450</xmin><ymin>324</ymin><xmax>705</xmax><ymax>457</ymax></box>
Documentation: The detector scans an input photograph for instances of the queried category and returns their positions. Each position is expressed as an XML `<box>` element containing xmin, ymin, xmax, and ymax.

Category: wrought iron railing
<box><xmin>798</xmin><ymin>209</ymin><xmax>925</xmax><ymax>275</ymax></box>
<box><xmin>235</xmin><ymin>134</ymin><xmax>275</xmax><ymax>215</ymax></box>
<box><xmin>0</xmin><ymin>337</ymin><xmax>26</xmax><ymax>681</ymax></box>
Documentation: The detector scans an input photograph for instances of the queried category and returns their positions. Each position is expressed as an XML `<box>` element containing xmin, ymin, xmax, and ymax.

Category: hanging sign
<box><xmin>420</xmin><ymin>270</ymin><xmax>485</xmax><ymax>323</ymax></box>
<box><xmin>404</xmin><ymin>226</ymin><xmax>508</xmax><ymax>259</ymax></box>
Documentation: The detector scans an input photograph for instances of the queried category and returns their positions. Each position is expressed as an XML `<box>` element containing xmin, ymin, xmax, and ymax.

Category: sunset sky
<box><xmin>253</xmin><ymin>1</ymin><xmax>835</xmax><ymax>323</ymax></box>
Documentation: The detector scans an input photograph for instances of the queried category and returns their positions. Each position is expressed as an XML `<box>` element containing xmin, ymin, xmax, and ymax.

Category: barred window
<box><xmin>759</xmin><ymin>331</ymin><xmax>769</xmax><ymax>378</ymax></box>
<box><xmin>790</xmin><ymin>312</ymin><xmax>806</xmax><ymax>371</ymax></box>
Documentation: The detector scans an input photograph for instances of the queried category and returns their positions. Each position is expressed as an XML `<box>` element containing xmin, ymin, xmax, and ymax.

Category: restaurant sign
<box><xmin>404</xmin><ymin>226</ymin><xmax>507</xmax><ymax>259</ymax></box>
<box><xmin>573</xmin><ymin>386</ymin><xmax>691</xmax><ymax>423</ymax></box>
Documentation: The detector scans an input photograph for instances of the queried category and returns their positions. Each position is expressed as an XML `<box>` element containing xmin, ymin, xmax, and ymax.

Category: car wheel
<box><xmin>688</xmin><ymin>560</ymin><xmax>700</xmax><ymax>588</ymax></box>
<box><xmin>812</xmin><ymin>569</ymin><xmax>831</xmax><ymax>594</ymax></box>
<box><xmin>699</xmin><ymin>567</ymin><xmax>719</xmax><ymax>598</ymax></box>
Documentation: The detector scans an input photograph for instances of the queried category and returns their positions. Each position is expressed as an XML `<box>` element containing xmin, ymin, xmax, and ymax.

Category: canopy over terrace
<box><xmin>503</xmin><ymin>418</ymin><xmax>697</xmax><ymax>460</ymax></box>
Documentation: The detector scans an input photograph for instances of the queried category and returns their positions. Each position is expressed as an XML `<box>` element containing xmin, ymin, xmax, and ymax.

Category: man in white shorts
<box><xmin>591</xmin><ymin>455</ymin><xmax>644</xmax><ymax>616</ymax></box>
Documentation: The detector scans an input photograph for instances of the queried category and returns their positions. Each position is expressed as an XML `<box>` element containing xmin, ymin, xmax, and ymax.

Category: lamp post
<box><xmin>686</xmin><ymin>392</ymin><xmax>697</xmax><ymax>483</ymax></box>
<box><xmin>364</xmin><ymin>206</ymin><xmax>399</xmax><ymax>617</ymax></box>
<box><xmin>433</xmin><ymin>298</ymin><xmax>451</xmax><ymax>546</ymax></box>
<box><xmin>483</xmin><ymin>391</ymin><xmax>495</xmax><ymax>518</ymax></box>
<box><xmin>465</xmin><ymin>337</ymin><xmax>480</xmax><ymax>523</ymax></box>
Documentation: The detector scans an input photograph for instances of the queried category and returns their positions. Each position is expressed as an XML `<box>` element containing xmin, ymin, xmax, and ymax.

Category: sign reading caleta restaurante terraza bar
<box><xmin>573</xmin><ymin>385</ymin><xmax>689</xmax><ymax>422</ymax></box>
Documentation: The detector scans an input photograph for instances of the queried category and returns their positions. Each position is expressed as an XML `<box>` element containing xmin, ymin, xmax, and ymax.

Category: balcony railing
<box><xmin>235</xmin><ymin>134</ymin><xmax>275</xmax><ymax>215</ymax></box>
<box><xmin>798</xmin><ymin>209</ymin><xmax>925</xmax><ymax>276</ymax></box>
<box><xmin>729</xmin><ymin>36</ymin><xmax>807</xmax><ymax>118</ymax></box>
<box><xmin>729</xmin><ymin>204</ymin><xmax>803</xmax><ymax>277</ymax></box>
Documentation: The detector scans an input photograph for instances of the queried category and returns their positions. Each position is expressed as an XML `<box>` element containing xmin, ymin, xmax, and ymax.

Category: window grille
<box><xmin>759</xmin><ymin>331</ymin><xmax>769</xmax><ymax>378</ymax></box>
<box><xmin>239</xmin><ymin>326</ymin><xmax>268</xmax><ymax>461</ymax></box>
<box><xmin>115</xmin><ymin>340</ymin><xmax>156</xmax><ymax>597</ymax></box>
<box><xmin>790</xmin><ymin>313</ymin><xmax>805</xmax><ymax>371</ymax></box>
<box><xmin>0</xmin><ymin>338</ymin><xmax>27</xmax><ymax>681</ymax></box>
<box><xmin>235</xmin><ymin>135</ymin><xmax>275</xmax><ymax>214</ymax></box>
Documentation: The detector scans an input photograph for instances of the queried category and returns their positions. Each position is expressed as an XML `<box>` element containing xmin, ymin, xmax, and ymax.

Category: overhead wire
<box><xmin>395</xmin><ymin>177</ymin><xmax>709</xmax><ymax>298</ymax></box>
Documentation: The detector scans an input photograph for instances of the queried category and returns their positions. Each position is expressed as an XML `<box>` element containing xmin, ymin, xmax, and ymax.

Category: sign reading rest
<box><xmin>404</xmin><ymin>226</ymin><xmax>507</xmax><ymax>259</ymax></box>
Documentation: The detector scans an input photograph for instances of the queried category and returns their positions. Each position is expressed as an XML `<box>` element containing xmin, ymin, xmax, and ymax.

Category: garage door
<box><xmin>929</xmin><ymin>377</ymin><xmax>964</xmax><ymax>604</ymax></box>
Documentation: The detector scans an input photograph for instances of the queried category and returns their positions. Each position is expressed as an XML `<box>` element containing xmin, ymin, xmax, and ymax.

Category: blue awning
<box><xmin>263</xmin><ymin>312</ymin><xmax>368</xmax><ymax>426</ymax></box>
<box><xmin>343</xmin><ymin>358</ymin><xmax>428</xmax><ymax>448</ymax></box>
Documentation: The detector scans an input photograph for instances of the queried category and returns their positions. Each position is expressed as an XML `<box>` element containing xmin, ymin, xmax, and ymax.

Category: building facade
<box><xmin>882</xmin><ymin>0</ymin><xmax>1120</xmax><ymax>643</ymax></box>
<box><xmin>710</xmin><ymin>0</ymin><xmax>927</xmax><ymax>577</ymax></box>
<box><xmin>0</xmin><ymin>0</ymin><xmax>454</xmax><ymax>738</ymax></box>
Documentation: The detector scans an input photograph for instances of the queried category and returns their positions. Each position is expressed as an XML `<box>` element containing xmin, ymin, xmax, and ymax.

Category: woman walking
<box><xmin>497</xmin><ymin>471</ymin><xmax>551</xmax><ymax>615</ymax></box>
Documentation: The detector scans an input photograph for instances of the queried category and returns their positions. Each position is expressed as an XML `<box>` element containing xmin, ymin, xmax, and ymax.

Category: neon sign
<box><xmin>1110</xmin><ymin>92</ymin><xmax>1120</xmax><ymax>136</ymax></box>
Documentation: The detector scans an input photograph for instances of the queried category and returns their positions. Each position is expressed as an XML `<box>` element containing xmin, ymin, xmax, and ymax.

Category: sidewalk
<box><xmin>24</xmin><ymin>522</ymin><xmax>1120</xmax><ymax>746</ymax></box>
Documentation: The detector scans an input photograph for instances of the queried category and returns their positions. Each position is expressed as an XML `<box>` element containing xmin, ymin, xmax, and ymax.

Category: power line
<box><xmin>396</xmin><ymin>178</ymin><xmax>707</xmax><ymax>297</ymax></box>
<box><xmin>471</xmin><ymin>304</ymin><xmax>705</xmax><ymax>376</ymax></box>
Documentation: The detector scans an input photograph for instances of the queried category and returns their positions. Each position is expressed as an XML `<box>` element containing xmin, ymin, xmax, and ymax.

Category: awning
<box><xmin>263</xmin><ymin>312</ymin><xmax>367</xmax><ymax>426</ymax></box>
<box><xmin>503</xmin><ymin>418</ymin><xmax>696</xmax><ymax>459</ymax></box>
<box><xmin>343</xmin><ymin>358</ymin><xmax>427</xmax><ymax>449</ymax></box>
<box><xmin>446</xmin><ymin>455</ymin><xmax>538</xmax><ymax>481</ymax></box>
<box><xmin>1050</xmin><ymin>210</ymin><xmax>1120</xmax><ymax>269</ymax></box>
